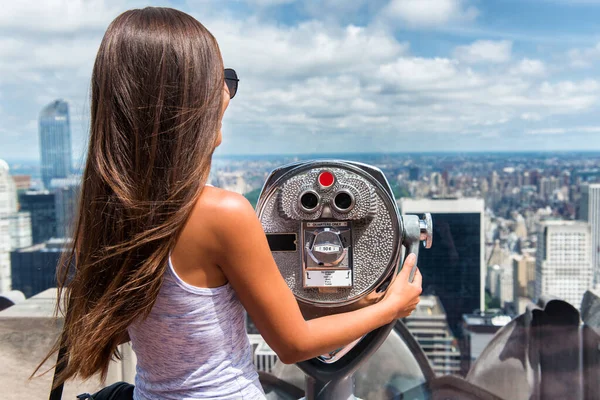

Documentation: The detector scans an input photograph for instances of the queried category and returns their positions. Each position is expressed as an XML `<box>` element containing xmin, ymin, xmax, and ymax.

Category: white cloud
<box><xmin>246</xmin><ymin>0</ymin><xmax>296</xmax><ymax>6</ymax></box>
<box><xmin>383</xmin><ymin>0</ymin><xmax>478</xmax><ymax>28</ymax></box>
<box><xmin>378</xmin><ymin>57</ymin><xmax>484</xmax><ymax>91</ymax></box>
<box><xmin>521</xmin><ymin>112</ymin><xmax>543</xmax><ymax>121</ymax></box>
<box><xmin>526</xmin><ymin>128</ymin><xmax>566</xmax><ymax>135</ymax></box>
<box><xmin>0</xmin><ymin>0</ymin><xmax>126</xmax><ymax>33</ymax></box>
<box><xmin>220</xmin><ymin>27</ymin><xmax>600</xmax><ymax>142</ymax></box>
<box><xmin>454</xmin><ymin>40</ymin><xmax>512</xmax><ymax>64</ymax></box>
<box><xmin>567</xmin><ymin>42</ymin><xmax>600</xmax><ymax>68</ymax></box>
<box><xmin>510</xmin><ymin>58</ymin><xmax>547</xmax><ymax>76</ymax></box>
<box><xmin>527</xmin><ymin>126</ymin><xmax>600</xmax><ymax>135</ymax></box>
<box><xmin>2</xmin><ymin>1</ymin><xmax>600</xmax><ymax>158</ymax></box>
<box><xmin>207</xmin><ymin>19</ymin><xmax>409</xmax><ymax>78</ymax></box>
<box><xmin>0</xmin><ymin>36</ymin><xmax>101</xmax><ymax>86</ymax></box>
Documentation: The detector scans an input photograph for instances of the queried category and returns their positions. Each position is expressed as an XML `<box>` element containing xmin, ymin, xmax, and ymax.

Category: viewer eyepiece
<box><xmin>299</xmin><ymin>190</ymin><xmax>320</xmax><ymax>211</ymax></box>
<box><xmin>333</xmin><ymin>190</ymin><xmax>354</xmax><ymax>212</ymax></box>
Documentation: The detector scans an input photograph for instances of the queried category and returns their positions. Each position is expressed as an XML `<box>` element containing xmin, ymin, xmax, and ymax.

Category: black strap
<box><xmin>49</xmin><ymin>301</ymin><xmax>71</xmax><ymax>400</ymax></box>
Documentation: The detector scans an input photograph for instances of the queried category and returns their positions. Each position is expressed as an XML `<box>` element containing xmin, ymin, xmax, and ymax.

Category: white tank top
<box><xmin>127</xmin><ymin>257</ymin><xmax>266</xmax><ymax>399</ymax></box>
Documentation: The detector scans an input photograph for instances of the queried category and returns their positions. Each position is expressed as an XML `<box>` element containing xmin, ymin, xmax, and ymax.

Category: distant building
<box><xmin>10</xmin><ymin>238</ymin><xmax>69</xmax><ymax>298</ymax></box>
<box><xmin>461</xmin><ymin>311</ymin><xmax>511</xmax><ymax>374</ymax></box>
<box><xmin>403</xmin><ymin>296</ymin><xmax>461</xmax><ymax>376</ymax></box>
<box><xmin>523</xmin><ymin>171</ymin><xmax>531</xmax><ymax>186</ymax></box>
<box><xmin>539</xmin><ymin>177</ymin><xmax>560</xmax><ymax>201</ymax></box>
<box><xmin>11</xmin><ymin>175</ymin><xmax>31</xmax><ymax>194</ymax></box>
<box><xmin>429</xmin><ymin>172</ymin><xmax>444</xmax><ymax>195</ymax></box>
<box><xmin>487</xmin><ymin>240</ymin><xmax>509</xmax><ymax>268</ymax></box>
<box><xmin>486</xmin><ymin>240</ymin><xmax>515</xmax><ymax>309</ymax></box>
<box><xmin>19</xmin><ymin>191</ymin><xmax>57</xmax><ymax>244</ymax></box>
<box><xmin>212</xmin><ymin>171</ymin><xmax>252</xmax><ymax>194</ymax></box>
<box><xmin>247</xmin><ymin>314</ymin><xmax>278</xmax><ymax>373</ymax></box>
<box><xmin>535</xmin><ymin>220</ymin><xmax>592</xmax><ymax>310</ymax></box>
<box><xmin>0</xmin><ymin>220</ymin><xmax>11</xmax><ymax>293</ymax></box>
<box><xmin>50</xmin><ymin>177</ymin><xmax>81</xmax><ymax>238</ymax></box>
<box><xmin>488</xmin><ymin>264</ymin><xmax>514</xmax><ymax>309</ymax></box>
<box><xmin>400</xmin><ymin>198</ymin><xmax>485</xmax><ymax>334</ymax></box>
<box><xmin>39</xmin><ymin>100</ymin><xmax>72</xmax><ymax>189</ymax></box>
<box><xmin>0</xmin><ymin>160</ymin><xmax>17</xmax><ymax>213</ymax></box>
<box><xmin>409</xmin><ymin>166</ymin><xmax>420</xmax><ymax>181</ymax></box>
<box><xmin>512</xmin><ymin>253</ymin><xmax>536</xmax><ymax>301</ymax></box>
<box><xmin>513</xmin><ymin>214</ymin><xmax>528</xmax><ymax>239</ymax></box>
<box><xmin>248</xmin><ymin>334</ymin><xmax>278</xmax><ymax>373</ymax></box>
<box><xmin>0</xmin><ymin>160</ymin><xmax>18</xmax><ymax>293</ymax></box>
<box><xmin>5</xmin><ymin>212</ymin><xmax>32</xmax><ymax>250</ymax></box>
<box><xmin>579</xmin><ymin>184</ymin><xmax>600</xmax><ymax>285</ymax></box>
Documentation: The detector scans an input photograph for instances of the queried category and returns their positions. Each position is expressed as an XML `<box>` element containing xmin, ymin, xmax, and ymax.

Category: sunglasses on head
<box><xmin>224</xmin><ymin>68</ymin><xmax>239</xmax><ymax>99</ymax></box>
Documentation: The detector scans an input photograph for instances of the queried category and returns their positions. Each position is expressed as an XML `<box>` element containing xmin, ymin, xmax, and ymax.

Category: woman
<box><xmin>39</xmin><ymin>7</ymin><xmax>422</xmax><ymax>400</ymax></box>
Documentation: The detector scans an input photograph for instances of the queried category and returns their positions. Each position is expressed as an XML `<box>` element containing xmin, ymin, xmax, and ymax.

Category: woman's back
<box><xmin>128</xmin><ymin>256</ymin><xmax>264</xmax><ymax>399</ymax></box>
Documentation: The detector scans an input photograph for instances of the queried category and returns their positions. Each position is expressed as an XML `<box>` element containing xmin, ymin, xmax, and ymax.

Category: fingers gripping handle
<box><xmin>405</xmin><ymin>241</ymin><xmax>420</xmax><ymax>283</ymax></box>
<box><xmin>401</xmin><ymin>213</ymin><xmax>433</xmax><ymax>283</ymax></box>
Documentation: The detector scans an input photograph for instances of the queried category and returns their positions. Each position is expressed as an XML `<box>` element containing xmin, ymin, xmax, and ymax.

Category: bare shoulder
<box><xmin>193</xmin><ymin>186</ymin><xmax>258</xmax><ymax>240</ymax></box>
<box><xmin>197</xmin><ymin>186</ymin><xmax>254</xmax><ymax>217</ymax></box>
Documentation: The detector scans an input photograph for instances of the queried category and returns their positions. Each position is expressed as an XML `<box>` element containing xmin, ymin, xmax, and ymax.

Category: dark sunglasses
<box><xmin>224</xmin><ymin>68</ymin><xmax>239</xmax><ymax>99</ymax></box>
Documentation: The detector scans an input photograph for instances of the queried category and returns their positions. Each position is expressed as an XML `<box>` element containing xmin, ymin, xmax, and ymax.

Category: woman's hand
<box><xmin>382</xmin><ymin>253</ymin><xmax>423</xmax><ymax>320</ymax></box>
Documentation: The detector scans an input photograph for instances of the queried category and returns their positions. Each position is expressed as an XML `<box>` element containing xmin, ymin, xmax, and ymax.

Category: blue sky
<box><xmin>1</xmin><ymin>0</ymin><xmax>600</xmax><ymax>163</ymax></box>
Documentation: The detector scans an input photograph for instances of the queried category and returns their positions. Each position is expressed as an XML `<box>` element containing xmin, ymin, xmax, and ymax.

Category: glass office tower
<box><xmin>39</xmin><ymin>100</ymin><xmax>72</xmax><ymax>189</ymax></box>
<box><xmin>400</xmin><ymin>198</ymin><xmax>485</xmax><ymax>335</ymax></box>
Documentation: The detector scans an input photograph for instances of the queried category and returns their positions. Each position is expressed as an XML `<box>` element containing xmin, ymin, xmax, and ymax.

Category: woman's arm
<box><xmin>211</xmin><ymin>192</ymin><xmax>422</xmax><ymax>364</ymax></box>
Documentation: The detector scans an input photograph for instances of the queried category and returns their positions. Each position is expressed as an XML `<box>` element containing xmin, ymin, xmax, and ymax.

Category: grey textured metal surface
<box><xmin>271</xmin><ymin>326</ymin><xmax>430</xmax><ymax>399</ymax></box>
<box><xmin>581</xmin><ymin>288</ymin><xmax>600</xmax><ymax>330</ymax></box>
<box><xmin>467</xmin><ymin>298</ymin><xmax>582</xmax><ymax>400</ymax></box>
<box><xmin>278</xmin><ymin>168</ymin><xmax>377</xmax><ymax>221</ymax></box>
<box><xmin>257</xmin><ymin>163</ymin><xmax>400</xmax><ymax>306</ymax></box>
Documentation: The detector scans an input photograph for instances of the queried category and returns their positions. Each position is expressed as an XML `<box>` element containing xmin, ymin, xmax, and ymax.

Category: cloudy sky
<box><xmin>2</xmin><ymin>0</ymin><xmax>600</xmax><ymax>163</ymax></box>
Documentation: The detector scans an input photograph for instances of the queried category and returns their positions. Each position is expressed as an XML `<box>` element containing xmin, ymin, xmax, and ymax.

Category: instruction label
<box><xmin>304</xmin><ymin>270</ymin><xmax>352</xmax><ymax>288</ymax></box>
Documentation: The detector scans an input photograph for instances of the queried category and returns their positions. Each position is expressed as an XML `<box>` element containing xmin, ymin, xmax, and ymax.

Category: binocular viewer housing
<box><xmin>256</xmin><ymin>160</ymin><xmax>432</xmax><ymax>369</ymax></box>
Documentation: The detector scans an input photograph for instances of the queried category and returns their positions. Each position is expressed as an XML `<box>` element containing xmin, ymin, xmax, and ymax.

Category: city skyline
<box><xmin>1</xmin><ymin>142</ymin><xmax>598</xmax><ymax>388</ymax></box>
<box><xmin>3</xmin><ymin>148</ymin><xmax>600</xmax><ymax>166</ymax></box>
<box><xmin>1</xmin><ymin>2</ymin><xmax>600</xmax><ymax>397</ymax></box>
<box><xmin>3</xmin><ymin>1</ymin><xmax>600</xmax><ymax>160</ymax></box>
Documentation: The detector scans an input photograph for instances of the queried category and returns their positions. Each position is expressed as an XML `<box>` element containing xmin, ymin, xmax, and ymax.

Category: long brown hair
<box><xmin>35</xmin><ymin>7</ymin><xmax>224</xmax><ymax>386</ymax></box>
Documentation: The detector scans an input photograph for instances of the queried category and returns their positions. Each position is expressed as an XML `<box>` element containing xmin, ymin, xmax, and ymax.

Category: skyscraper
<box><xmin>39</xmin><ymin>100</ymin><xmax>72</xmax><ymax>189</ymax></box>
<box><xmin>461</xmin><ymin>311</ymin><xmax>511</xmax><ymax>374</ymax></box>
<box><xmin>0</xmin><ymin>160</ymin><xmax>17</xmax><ymax>292</ymax></box>
<box><xmin>50</xmin><ymin>177</ymin><xmax>81</xmax><ymax>238</ymax></box>
<box><xmin>399</xmin><ymin>198</ymin><xmax>485</xmax><ymax>334</ymax></box>
<box><xmin>580</xmin><ymin>184</ymin><xmax>600</xmax><ymax>285</ymax></box>
<box><xmin>0</xmin><ymin>160</ymin><xmax>32</xmax><ymax>294</ymax></box>
<box><xmin>535</xmin><ymin>220</ymin><xmax>592</xmax><ymax>310</ymax></box>
<box><xmin>539</xmin><ymin>177</ymin><xmax>560</xmax><ymax>201</ymax></box>
<box><xmin>19</xmin><ymin>191</ymin><xmax>57</xmax><ymax>244</ymax></box>
<box><xmin>403</xmin><ymin>296</ymin><xmax>461</xmax><ymax>376</ymax></box>
<box><xmin>512</xmin><ymin>254</ymin><xmax>536</xmax><ymax>299</ymax></box>
<box><xmin>6</xmin><ymin>212</ymin><xmax>32</xmax><ymax>250</ymax></box>
<box><xmin>409</xmin><ymin>166</ymin><xmax>420</xmax><ymax>181</ymax></box>
<box><xmin>10</xmin><ymin>238</ymin><xmax>69</xmax><ymax>298</ymax></box>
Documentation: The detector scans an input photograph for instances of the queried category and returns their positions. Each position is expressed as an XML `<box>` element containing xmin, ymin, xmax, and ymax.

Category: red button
<box><xmin>319</xmin><ymin>171</ymin><xmax>334</xmax><ymax>187</ymax></box>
